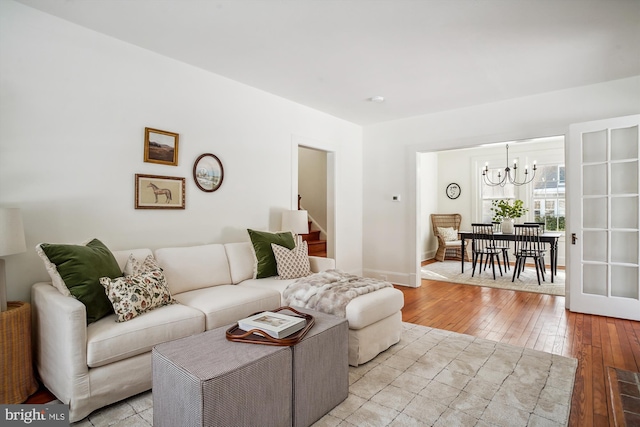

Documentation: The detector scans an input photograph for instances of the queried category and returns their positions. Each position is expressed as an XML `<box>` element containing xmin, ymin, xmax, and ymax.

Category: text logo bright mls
<box><xmin>2</xmin><ymin>405</ymin><xmax>69</xmax><ymax>426</ymax></box>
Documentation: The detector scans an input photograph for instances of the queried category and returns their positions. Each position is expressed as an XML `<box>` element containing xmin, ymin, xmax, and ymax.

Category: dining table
<box><xmin>458</xmin><ymin>231</ymin><xmax>563</xmax><ymax>283</ymax></box>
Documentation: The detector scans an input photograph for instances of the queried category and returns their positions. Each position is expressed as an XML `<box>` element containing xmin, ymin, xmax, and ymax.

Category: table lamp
<box><xmin>0</xmin><ymin>208</ymin><xmax>27</xmax><ymax>312</ymax></box>
<box><xmin>282</xmin><ymin>210</ymin><xmax>309</xmax><ymax>246</ymax></box>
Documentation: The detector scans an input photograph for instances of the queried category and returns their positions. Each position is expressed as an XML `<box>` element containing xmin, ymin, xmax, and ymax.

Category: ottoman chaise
<box><xmin>240</xmin><ymin>269</ymin><xmax>404</xmax><ymax>366</ymax></box>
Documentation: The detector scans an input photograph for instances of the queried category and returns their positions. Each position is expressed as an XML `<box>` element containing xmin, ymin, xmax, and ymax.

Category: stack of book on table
<box><xmin>238</xmin><ymin>311</ymin><xmax>307</xmax><ymax>339</ymax></box>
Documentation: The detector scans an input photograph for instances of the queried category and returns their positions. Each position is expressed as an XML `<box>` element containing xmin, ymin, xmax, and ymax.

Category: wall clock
<box><xmin>446</xmin><ymin>183</ymin><xmax>461</xmax><ymax>200</ymax></box>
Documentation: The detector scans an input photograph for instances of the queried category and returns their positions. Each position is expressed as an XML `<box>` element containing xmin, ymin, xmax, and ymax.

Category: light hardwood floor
<box><xmin>399</xmin><ymin>268</ymin><xmax>640</xmax><ymax>427</ymax></box>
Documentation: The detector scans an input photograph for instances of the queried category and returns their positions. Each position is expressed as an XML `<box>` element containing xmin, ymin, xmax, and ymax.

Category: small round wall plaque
<box><xmin>446</xmin><ymin>183</ymin><xmax>461</xmax><ymax>200</ymax></box>
<box><xmin>193</xmin><ymin>153</ymin><xmax>224</xmax><ymax>192</ymax></box>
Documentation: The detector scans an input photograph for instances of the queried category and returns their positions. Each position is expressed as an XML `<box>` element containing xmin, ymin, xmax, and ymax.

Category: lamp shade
<box><xmin>281</xmin><ymin>210</ymin><xmax>309</xmax><ymax>235</ymax></box>
<box><xmin>0</xmin><ymin>208</ymin><xmax>27</xmax><ymax>257</ymax></box>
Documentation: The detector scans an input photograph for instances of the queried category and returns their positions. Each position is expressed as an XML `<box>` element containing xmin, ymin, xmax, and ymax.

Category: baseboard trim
<box><xmin>362</xmin><ymin>268</ymin><xmax>419</xmax><ymax>288</ymax></box>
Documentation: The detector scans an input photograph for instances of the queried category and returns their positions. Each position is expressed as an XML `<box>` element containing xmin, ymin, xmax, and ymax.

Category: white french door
<box><xmin>567</xmin><ymin>114</ymin><xmax>640</xmax><ymax>321</ymax></box>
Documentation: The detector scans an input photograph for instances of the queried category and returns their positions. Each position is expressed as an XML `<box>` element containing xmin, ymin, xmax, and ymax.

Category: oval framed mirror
<box><xmin>193</xmin><ymin>153</ymin><xmax>224</xmax><ymax>192</ymax></box>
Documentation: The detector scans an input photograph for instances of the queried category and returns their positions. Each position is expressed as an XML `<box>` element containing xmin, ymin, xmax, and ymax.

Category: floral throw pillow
<box><xmin>271</xmin><ymin>241</ymin><xmax>311</xmax><ymax>280</ymax></box>
<box><xmin>123</xmin><ymin>254</ymin><xmax>162</xmax><ymax>276</ymax></box>
<box><xmin>437</xmin><ymin>226</ymin><xmax>459</xmax><ymax>242</ymax></box>
<box><xmin>100</xmin><ymin>268</ymin><xmax>176</xmax><ymax>322</ymax></box>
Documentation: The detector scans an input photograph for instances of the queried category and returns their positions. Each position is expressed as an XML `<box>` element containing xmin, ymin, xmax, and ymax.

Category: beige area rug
<box><xmin>69</xmin><ymin>323</ymin><xmax>576</xmax><ymax>427</ymax></box>
<box><xmin>421</xmin><ymin>260</ymin><xmax>565</xmax><ymax>296</ymax></box>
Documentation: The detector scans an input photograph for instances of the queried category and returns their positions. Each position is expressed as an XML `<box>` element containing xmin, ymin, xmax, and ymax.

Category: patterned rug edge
<box><xmin>421</xmin><ymin>261</ymin><xmax>566</xmax><ymax>297</ymax></box>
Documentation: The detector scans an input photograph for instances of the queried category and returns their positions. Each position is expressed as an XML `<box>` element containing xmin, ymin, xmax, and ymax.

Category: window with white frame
<box><xmin>471</xmin><ymin>136</ymin><xmax>565</xmax><ymax>227</ymax></box>
<box><xmin>480</xmin><ymin>167</ymin><xmax>516</xmax><ymax>223</ymax></box>
<box><xmin>532</xmin><ymin>164</ymin><xmax>565</xmax><ymax>231</ymax></box>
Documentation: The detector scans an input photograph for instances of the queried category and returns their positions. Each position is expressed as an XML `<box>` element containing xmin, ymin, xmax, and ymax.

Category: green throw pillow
<box><xmin>39</xmin><ymin>238</ymin><xmax>122</xmax><ymax>324</ymax></box>
<box><xmin>247</xmin><ymin>229</ymin><xmax>295</xmax><ymax>279</ymax></box>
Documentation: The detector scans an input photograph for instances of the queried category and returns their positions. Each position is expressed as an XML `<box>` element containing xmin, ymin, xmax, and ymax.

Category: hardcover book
<box><xmin>238</xmin><ymin>311</ymin><xmax>307</xmax><ymax>339</ymax></box>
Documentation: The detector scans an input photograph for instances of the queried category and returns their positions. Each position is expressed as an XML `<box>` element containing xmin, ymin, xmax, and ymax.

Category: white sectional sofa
<box><xmin>31</xmin><ymin>241</ymin><xmax>404</xmax><ymax>422</ymax></box>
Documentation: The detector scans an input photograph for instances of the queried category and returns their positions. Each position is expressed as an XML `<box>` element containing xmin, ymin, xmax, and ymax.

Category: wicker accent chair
<box><xmin>430</xmin><ymin>213</ymin><xmax>462</xmax><ymax>262</ymax></box>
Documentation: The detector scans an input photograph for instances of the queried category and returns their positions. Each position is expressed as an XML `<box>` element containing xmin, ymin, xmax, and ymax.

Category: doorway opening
<box><xmin>293</xmin><ymin>138</ymin><xmax>336</xmax><ymax>260</ymax></box>
<box><xmin>416</xmin><ymin>136</ymin><xmax>566</xmax><ymax>288</ymax></box>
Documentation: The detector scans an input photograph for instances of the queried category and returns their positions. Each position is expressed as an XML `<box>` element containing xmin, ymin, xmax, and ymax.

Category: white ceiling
<box><xmin>15</xmin><ymin>0</ymin><xmax>640</xmax><ymax>125</ymax></box>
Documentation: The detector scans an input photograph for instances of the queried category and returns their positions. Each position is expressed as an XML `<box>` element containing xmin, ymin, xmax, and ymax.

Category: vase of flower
<box><xmin>491</xmin><ymin>199</ymin><xmax>528</xmax><ymax>234</ymax></box>
<box><xmin>501</xmin><ymin>218</ymin><xmax>515</xmax><ymax>234</ymax></box>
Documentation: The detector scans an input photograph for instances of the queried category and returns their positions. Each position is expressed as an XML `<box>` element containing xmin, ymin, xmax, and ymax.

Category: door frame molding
<box><xmin>291</xmin><ymin>135</ymin><xmax>336</xmax><ymax>259</ymax></box>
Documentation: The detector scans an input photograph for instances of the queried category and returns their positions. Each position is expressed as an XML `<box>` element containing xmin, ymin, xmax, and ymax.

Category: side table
<box><xmin>1</xmin><ymin>301</ymin><xmax>38</xmax><ymax>403</ymax></box>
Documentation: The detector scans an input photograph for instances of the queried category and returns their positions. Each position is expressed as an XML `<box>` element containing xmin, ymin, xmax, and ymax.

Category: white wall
<box><xmin>419</xmin><ymin>152</ymin><xmax>438</xmax><ymax>260</ymax></box>
<box><xmin>0</xmin><ymin>1</ymin><xmax>363</xmax><ymax>302</ymax></box>
<box><xmin>363</xmin><ymin>76</ymin><xmax>640</xmax><ymax>286</ymax></box>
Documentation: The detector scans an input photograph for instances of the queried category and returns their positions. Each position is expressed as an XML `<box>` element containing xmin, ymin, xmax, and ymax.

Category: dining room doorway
<box><xmin>417</xmin><ymin>135</ymin><xmax>566</xmax><ymax>291</ymax></box>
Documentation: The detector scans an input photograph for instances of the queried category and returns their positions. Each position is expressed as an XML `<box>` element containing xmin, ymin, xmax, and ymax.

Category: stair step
<box><xmin>306</xmin><ymin>239</ymin><xmax>327</xmax><ymax>257</ymax></box>
<box><xmin>301</xmin><ymin>231</ymin><xmax>321</xmax><ymax>241</ymax></box>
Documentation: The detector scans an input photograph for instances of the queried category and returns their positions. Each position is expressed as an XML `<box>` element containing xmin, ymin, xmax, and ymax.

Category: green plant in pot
<box><xmin>491</xmin><ymin>199</ymin><xmax>528</xmax><ymax>234</ymax></box>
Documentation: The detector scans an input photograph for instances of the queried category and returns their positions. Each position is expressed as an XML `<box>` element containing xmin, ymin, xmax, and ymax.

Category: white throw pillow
<box><xmin>437</xmin><ymin>227</ymin><xmax>459</xmax><ymax>242</ymax></box>
<box><xmin>271</xmin><ymin>241</ymin><xmax>311</xmax><ymax>280</ymax></box>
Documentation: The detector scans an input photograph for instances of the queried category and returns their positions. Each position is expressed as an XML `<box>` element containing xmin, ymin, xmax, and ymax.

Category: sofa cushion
<box><xmin>36</xmin><ymin>238</ymin><xmax>122</xmax><ymax>324</ymax></box>
<box><xmin>100</xmin><ymin>268</ymin><xmax>177</xmax><ymax>322</ymax></box>
<box><xmin>247</xmin><ymin>229</ymin><xmax>295</xmax><ymax>279</ymax></box>
<box><xmin>173</xmin><ymin>285</ymin><xmax>281</xmax><ymax>330</ymax></box>
<box><xmin>238</xmin><ymin>277</ymin><xmax>294</xmax><ymax>303</ymax></box>
<box><xmin>224</xmin><ymin>242</ymin><xmax>255</xmax><ymax>284</ymax></box>
<box><xmin>86</xmin><ymin>303</ymin><xmax>204</xmax><ymax>368</ymax></box>
<box><xmin>154</xmin><ymin>244</ymin><xmax>232</xmax><ymax>295</ymax></box>
<box><xmin>272</xmin><ymin>242</ymin><xmax>311</xmax><ymax>279</ymax></box>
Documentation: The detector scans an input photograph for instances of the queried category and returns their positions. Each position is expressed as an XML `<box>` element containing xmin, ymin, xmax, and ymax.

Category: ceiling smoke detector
<box><xmin>370</xmin><ymin>96</ymin><xmax>385</xmax><ymax>103</ymax></box>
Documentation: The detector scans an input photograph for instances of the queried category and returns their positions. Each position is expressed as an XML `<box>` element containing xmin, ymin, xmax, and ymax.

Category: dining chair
<box><xmin>512</xmin><ymin>223</ymin><xmax>546</xmax><ymax>285</ymax></box>
<box><xmin>491</xmin><ymin>221</ymin><xmax>510</xmax><ymax>271</ymax></box>
<box><xmin>523</xmin><ymin>222</ymin><xmax>547</xmax><ymax>274</ymax></box>
<box><xmin>471</xmin><ymin>223</ymin><xmax>503</xmax><ymax>280</ymax></box>
<box><xmin>524</xmin><ymin>221</ymin><xmax>546</xmax><ymax>232</ymax></box>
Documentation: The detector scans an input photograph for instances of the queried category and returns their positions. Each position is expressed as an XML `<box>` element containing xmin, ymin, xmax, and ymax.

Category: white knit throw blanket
<box><xmin>282</xmin><ymin>269</ymin><xmax>392</xmax><ymax>318</ymax></box>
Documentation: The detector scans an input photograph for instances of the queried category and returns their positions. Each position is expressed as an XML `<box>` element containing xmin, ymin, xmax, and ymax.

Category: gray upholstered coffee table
<box><xmin>152</xmin><ymin>307</ymin><xmax>348</xmax><ymax>427</ymax></box>
<box><xmin>289</xmin><ymin>307</ymin><xmax>348</xmax><ymax>427</ymax></box>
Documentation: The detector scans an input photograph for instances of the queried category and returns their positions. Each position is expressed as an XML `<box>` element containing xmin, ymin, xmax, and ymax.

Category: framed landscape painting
<box><xmin>144</xmin><ymin>127</ymin><xmax>179</xmax><ymax>166</ymax></box>
<box><xmin>135</xmin><ymin>174</ymin><xmax>185</xmax><ymax>209</ymax></box>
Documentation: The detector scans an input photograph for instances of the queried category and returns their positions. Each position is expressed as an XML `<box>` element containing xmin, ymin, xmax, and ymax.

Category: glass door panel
<box><xmin>583</xmin><ymin>197</ymin><xmax>607</xmax><ymax>228</ymax></box>
<box><xmin>611</xmin><ymin>161</ymin><xmax>638</xmax><ymax>194</ymax></box>
<box><xmin>611</xmin><ymin>231</ymin><xmax>639</xmax><ymax>264</ymax></box>
<box><xmin>583</xmin><ymin>231</ymin><xmax>607</xmax><ymax>262</ymax></box>
<box><xmin>611</xmin><ymin>266</ymin><xmax>639</xmax><ymax>299</ymax></box>
<box><xmin>583</xmin><ymin>264</ymin><xmax>607</xmax><ymax>296</ymax></box>
<box><xmin>611</xmin><ymin>196</ymin><xmax>638</xmax><ymax>228</ymax></box>
<box><xmin>611</xmin><ymin>126</ymin><xmax>639</xmax><ymax>160</ymax></box>
<box><xmin>582</xmin><ymin>130</ymin><xmax>607</xmax><ymax>162</ymax></box>
<box><xmin>583</xmin><ymin>164</ymin><xmax>607</xmax><ymax>196</ymax></box>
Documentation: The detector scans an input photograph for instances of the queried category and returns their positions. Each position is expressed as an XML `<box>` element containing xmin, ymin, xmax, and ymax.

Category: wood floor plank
<box><xmin>614</xmin><ymin>319</ymin><xmax>639</xmax><ymax>371</ymax></box>
<box><xmin>623</xmin><ymin>320</ymin><xmax>640</xmax><ymax>371</ymax></box>
<box><xmin>398</xmin><ymin>275</ymin><xmax>640</xmax><ymax>427</ymax></box>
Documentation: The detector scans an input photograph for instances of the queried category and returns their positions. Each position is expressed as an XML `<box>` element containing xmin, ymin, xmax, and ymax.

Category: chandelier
<box><xmin>482</xmin><ymin>144</ymin><xmax>537</xmax><ymax>187</ymax></box>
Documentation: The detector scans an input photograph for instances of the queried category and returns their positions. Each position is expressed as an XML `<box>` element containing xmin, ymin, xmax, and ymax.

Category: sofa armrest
<box><xmin>309</xmin><ymin>256</ymin><xmax>335</xmax><ymax>273</ymax></box>
<box><xmin>32</xmin><ymin>282</ymin><xmax>89</xmax><ymax>403</ymax></box>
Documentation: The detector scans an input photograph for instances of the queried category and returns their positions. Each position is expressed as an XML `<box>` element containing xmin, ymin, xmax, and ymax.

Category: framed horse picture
<box><xmin>144</xmin><ymin>127</ymin><xmax>179</xmax><ymax>166</ymax></box>
<box><xmin>135</xmin><ymin>174</ymin><xmax>185</xmax><ymax>209</ymax></box>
